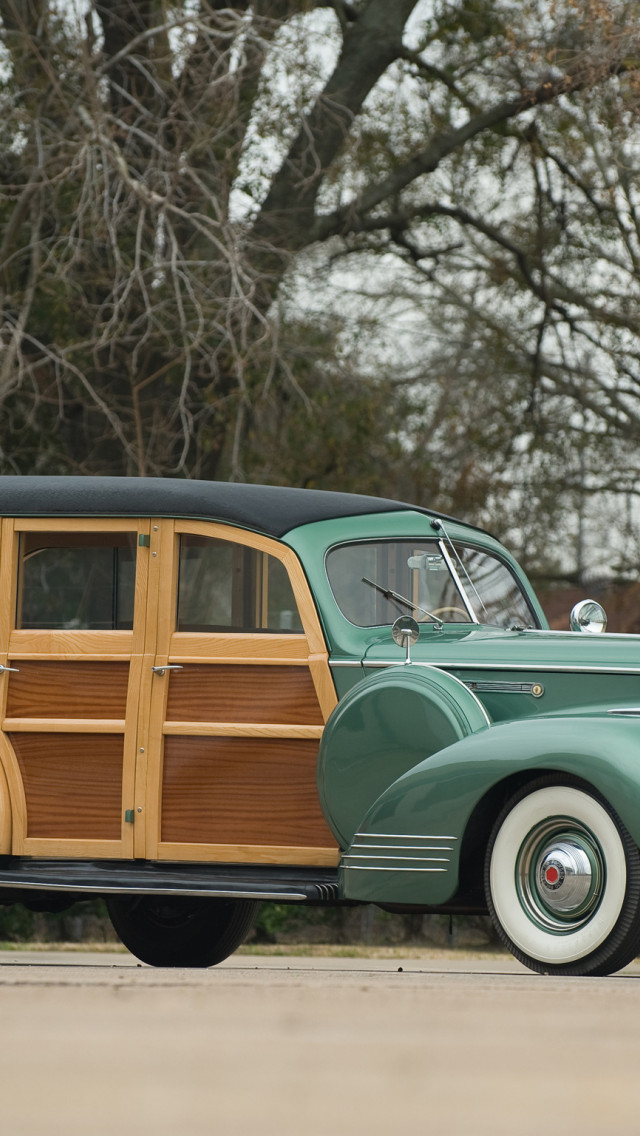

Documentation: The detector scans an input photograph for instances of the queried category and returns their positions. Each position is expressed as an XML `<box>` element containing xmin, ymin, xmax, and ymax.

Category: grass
<box><xmin>0</xmin><ymin>940</ymin><xmax>506</xmax><ymax>959</ymax></box>
<box><xmin>237</xmin><ymin>942</ymin><xmax>507</xmax><ymax>959</ymax></box>
<box><xmin>0</xmin><ymin>940</ymin><xmax>128</xmax><ymax>953</ymax></box>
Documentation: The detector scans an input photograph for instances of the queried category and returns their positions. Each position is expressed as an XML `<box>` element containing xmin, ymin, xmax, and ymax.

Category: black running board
<box><xmin>0</xmin><ymin>859</ymin><xmax>340</xmax><ymax>904</ymax></box>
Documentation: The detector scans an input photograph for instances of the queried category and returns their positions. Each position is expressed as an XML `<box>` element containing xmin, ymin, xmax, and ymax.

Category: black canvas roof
<box><xmin>0</xmin><ymin>476</ymin><xmax>467</xmax><ymax>539</ymax></box>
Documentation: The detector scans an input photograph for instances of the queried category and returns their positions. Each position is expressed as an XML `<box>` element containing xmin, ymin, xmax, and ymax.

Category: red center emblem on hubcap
<box><xmin>545</xmin><ymin>866</ymin><xmax>560</xmax><ymax>885</ymax></box>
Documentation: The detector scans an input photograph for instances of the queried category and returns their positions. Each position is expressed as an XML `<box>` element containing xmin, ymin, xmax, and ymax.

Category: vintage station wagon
<box><xmin>0</xmin><ymin>476</ymin><xmax>639</xmax><ymax>977</ymax></box>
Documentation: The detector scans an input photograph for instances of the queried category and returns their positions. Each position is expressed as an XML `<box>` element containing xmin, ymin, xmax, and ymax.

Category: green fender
<box><xmin>340</xmin><ymin>715</ymin><xmax>640</xmax><ymax>906</ymax></box>
<box><xmin>318</xmin><ymin>665</ymin><xmax>490</xmax><ymax>848</ymax></box>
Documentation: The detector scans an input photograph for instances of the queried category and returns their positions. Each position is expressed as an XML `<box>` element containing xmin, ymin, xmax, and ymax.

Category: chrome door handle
<box><xmin>0</xmin><ymin>665</ymin><xmax>19</xmax><ymax>674</ymax></box>
<box><xmin>151</xmin><ymin>665</ymin><xmax>183</xmax><ymax>677</ymax></box>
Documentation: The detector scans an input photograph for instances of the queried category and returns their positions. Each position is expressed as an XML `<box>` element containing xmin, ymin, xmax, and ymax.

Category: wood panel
<box><xmin>169</xmin><ymin>633</ymin><xmax>310</xmax><ymax>662</ymax></box>
<box><xmin>10</xmin><ymin>733</ymin><xmax>123</xmax><ymax>840</ymax></box>
<box><xmin>157</xmin><ymin>842</ymin><xmax>340</xmax><ymax>866</ymax></box>
<box><xmin>161</xmin><ymin>736</ymin><xmax>337</xmax><ymax>848</ymax></box>
<box><xmin>162</xmin><ymin>723</ymin><xmax>324</xmax><ymax>739</ymax></box>
<box><xmin>5</xmin><ymin>662</ymin><xmax>130</xmax><ymax>719</ymax></box>
<box><xmin>165</xmin><ymin>665</ymin><xmax>324</xmax><ymax>725</ymax></box>
<box><xmin>8</xmin><ymin>630</ymin><xmax>133</xmax><ymax>659</ymax></box>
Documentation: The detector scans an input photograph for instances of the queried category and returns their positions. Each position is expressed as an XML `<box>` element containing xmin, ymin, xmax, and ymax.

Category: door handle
<box><xmin>151</xmin><ymin>665</ymin><xmax>183</xmax><ymax>677</ymax></box>
<box><xmin>0</xmin><ymin>665</ymin><xmax>19</xmax><ymax>674</ymax></box>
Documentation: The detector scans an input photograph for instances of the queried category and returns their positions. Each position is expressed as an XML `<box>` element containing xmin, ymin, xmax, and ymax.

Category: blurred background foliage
<box><xmin>1</xmin><ymin>1</ymin><xmax>640</xmax><ymax>584</ymax></box>
<box><xmin>0</xmin><ymin>899</ymin><xmax>501</xmax><ymax>951</ymax></box>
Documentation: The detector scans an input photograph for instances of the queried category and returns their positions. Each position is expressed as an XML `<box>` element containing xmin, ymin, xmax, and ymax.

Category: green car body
<box><xmin>285</xmin><ymin>507</ymin><xmax>640</xmax><ymax>974</ymax></box>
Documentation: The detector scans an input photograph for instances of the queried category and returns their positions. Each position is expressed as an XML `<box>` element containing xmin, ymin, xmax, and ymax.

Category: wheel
<box><xmin>106</xmin><ymin>894</ymin><xmax>259</xmax><ymax>967</ymax></box>
<box><xmin>484</xmin><ymin>776</ymin><xmax>640</xmax><ymax>976</ymax></box>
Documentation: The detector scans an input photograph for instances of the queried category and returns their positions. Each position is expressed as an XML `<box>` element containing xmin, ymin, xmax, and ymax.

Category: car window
<box><xmin>17</xmin><ymin>532</ymin><xmax>136</xmax><ymax>630</ymax></box>
<box><xmin>326</xmin><ymin>539</ymin><xmax>536</xmax><ymax>629</ymax></box>
<box><xmin>452</xmin><ymin>545</ymin><xmax>535</xmax><ymax>629</ymax></box>
<box><xmin>176</xmin><ymin>534</ymin><xmax>303</xmax><ymax>633</ymax></box>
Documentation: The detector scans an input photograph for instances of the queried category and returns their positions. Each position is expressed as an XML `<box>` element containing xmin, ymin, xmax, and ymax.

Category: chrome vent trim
<box><xmin>341</xmin><ymin>833</ymin><xmax>457</xmax><ymax>874</ymax></box>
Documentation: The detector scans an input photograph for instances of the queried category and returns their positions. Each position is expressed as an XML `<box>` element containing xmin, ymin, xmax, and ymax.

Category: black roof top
<box><xmin>0</xmin><ymin>476</ymin><xmax>466</xmax><ymax>539</ymax></box>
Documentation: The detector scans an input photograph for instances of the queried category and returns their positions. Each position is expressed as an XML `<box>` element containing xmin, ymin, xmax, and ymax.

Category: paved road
<box><xmin>1</xmin><ymin>949</ymin><xmax>639</xmax><ymax>1135</ymax></box>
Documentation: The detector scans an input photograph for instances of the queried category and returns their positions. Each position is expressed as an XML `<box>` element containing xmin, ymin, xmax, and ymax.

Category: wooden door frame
<box><xmin>141</xmin><ymin>519</ymin><xmax>339</xmax><ymax>865</ymax></box>
<box><xmin>0</xmin><ymin>517</ymin><xmax>151</xmax><ymax>858</ymax></box>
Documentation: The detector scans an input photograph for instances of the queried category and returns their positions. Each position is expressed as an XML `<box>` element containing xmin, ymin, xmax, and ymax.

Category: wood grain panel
<box><xmin>169</xmin><ymin>633</ymin><xmax>310</xmax><ymax>661</ymax></box>
<box><xmin>10</xmin><ymin>732</ymin><xmax>123</xmax><ymax>840</ymax></box>
<box><xmin>161</xmin><ymin>736</ymin><xmax>336</xmax><ymax>849</ymax></box>
<box><xmin>165</xmin><ymin>665</ymin><xmax>324</xmax><ymax>725</ymax></box>
<box><xmin>6</xmin><ymin>662</ymin><xmax>129</xmax><ymax>719</ymax></box>
<box><xmin>8</xmin><ymin>630</ymin><xmax>133</xmax><ymax>658</ymax></box>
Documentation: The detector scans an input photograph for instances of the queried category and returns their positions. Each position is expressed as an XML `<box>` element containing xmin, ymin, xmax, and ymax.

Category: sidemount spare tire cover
<box><xmin>318</xmin><ymin>665</ymin><xmax>490</xmax><ymax>848</ymax></box>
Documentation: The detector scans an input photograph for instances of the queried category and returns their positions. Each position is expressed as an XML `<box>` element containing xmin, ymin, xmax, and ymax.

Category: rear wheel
<box><xmin>106</xmin><ymin>895</ymin><xmax>259</xmax><ymax>967</ymax></box>
<box><xmin>484</xmin><ymin>777</ymin><xmax>640</xmax><ymax>976</ymax></box>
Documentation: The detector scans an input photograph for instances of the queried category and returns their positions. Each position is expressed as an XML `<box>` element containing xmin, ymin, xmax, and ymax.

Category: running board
<box><xmin>0</xmin><ymin>859</ymin><xmax>340</xmax><ymax>904</ymax></box>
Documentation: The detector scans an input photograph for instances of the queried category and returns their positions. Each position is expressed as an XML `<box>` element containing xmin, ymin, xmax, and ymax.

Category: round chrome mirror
<box><xmin>392</xmin><ymin>616</ymin><xmax>420</xmax><ymax>648</ymax></box>
<box><xmin>570</xmin><ymin>599</ymin><xmax>607</xmax><ymax>634</ymax></box>
<box><xmin>392</xmin><ymin>616</ymin><xmax>420</xmax><ymax>663</ymax></box>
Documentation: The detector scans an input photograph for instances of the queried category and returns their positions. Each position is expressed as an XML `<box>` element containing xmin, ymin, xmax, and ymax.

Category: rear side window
<box><xmin>177</xmin><ymin>535</ymin><xmax>303</xmax><ymax>633</ymax></box>
<box><xmin>17</xmin><ymin>532</ymin><xmax>136</xmax><ymax>630</ymax></box>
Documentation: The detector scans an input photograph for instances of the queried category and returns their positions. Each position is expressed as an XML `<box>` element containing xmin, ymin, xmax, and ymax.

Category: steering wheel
<box><xmin>431</xmin><ymin>605</ymin><xmax>471</xmax><ymax>621</ymax></box>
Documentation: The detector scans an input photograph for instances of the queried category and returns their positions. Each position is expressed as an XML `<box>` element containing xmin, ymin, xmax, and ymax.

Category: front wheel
<box><xmin>106</xmin><ymin>895</ymin><xmax>259</xmax><ymax>967</ymax></box>
<box><xmin>484</xmin><ymin>777</ymin><xmax>640</xmax><ymax>976</ymax></box>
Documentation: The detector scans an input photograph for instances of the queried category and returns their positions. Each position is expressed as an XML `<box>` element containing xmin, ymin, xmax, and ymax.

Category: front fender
<box><xmin>340</xmin><ymin>715</ymin><xmax>640</xmax><ymax>906</ymax></box>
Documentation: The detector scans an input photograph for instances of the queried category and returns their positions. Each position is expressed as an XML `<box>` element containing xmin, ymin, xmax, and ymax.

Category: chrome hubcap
<box><xmin>537</xmin><ymin>840</ymin><xmax>594</xmax><ymax>914</ymax></box>
<box><xmin>516</xmin><ymin>820</ymin><xmax>604</xmax><ymax>932</ymax></box>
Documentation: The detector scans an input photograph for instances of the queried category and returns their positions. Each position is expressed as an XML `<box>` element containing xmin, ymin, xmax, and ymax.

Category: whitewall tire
<box><xmin>484</xmin><ymin>777</ymin><xmax>640</xmax><ymax>976</ymax></box>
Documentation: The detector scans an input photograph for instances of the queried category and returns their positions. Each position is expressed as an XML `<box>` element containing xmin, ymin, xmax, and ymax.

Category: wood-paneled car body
<box><xmin>0</xmin><ymin>477</ymin><xmax>639</xmax><ymax>975</ymax></box>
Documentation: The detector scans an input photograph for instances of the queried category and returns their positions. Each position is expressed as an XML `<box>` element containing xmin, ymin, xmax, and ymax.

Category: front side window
<box><xmin>177</xmin><ymin>535</ymin><xmax>303</xmax><ymax>633</ymax></box>
<box><xmin>326</xmin><ymin>539</ymin><xmax>537</xmax><ymax>630</ymax></box>
<box><xmin>18</xmin><ymin>532</ymin><xmax>136</xmax><ymax>630</ymax></box>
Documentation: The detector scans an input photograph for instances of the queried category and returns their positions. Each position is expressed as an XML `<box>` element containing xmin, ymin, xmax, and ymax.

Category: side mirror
<box><xmin>570</xmin><ymin>599</ymin><xmax>607</xmax><ymax>634</ymax></box>
<box><xmin>392</xmin><ymin>616</ymin><xmax>420</xmax><ymax>663</ymax></box>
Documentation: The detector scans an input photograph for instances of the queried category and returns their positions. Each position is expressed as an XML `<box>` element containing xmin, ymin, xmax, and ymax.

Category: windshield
<box><xmin>325</xmin><ymin>539</ymin><xmax>537</xmax><ymax>630</ymax></box>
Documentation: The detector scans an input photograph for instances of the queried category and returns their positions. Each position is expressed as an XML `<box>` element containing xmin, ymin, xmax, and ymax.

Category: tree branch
<box><xmin>253</xmin><ymin>0</ymin><xmax>420</xmax><ymax>250</ymax></box>
<box><xmin>314</xmin><ymin>73</ymin><xmax>587</xmax><ymax>240</ymax></box>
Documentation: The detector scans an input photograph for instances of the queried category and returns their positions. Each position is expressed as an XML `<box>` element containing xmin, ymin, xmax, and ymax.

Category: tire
<box><xmin>484</xmin><ymin>776</ymin><xmax>640</xmax><ymax>976</ymax></box>
<box><xmin>106</xmin><ymin>894</ymin><xmax>259</xmax><ymax>967</ymax></box>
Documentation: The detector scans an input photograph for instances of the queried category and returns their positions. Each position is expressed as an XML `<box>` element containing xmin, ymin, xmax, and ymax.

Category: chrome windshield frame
<box><xmin>432</xmin><ymin>518</ymin><xmax>490</xmax><ymax>621</ymax></box>
<box><xmin>437</xmin><ymin>540</ymin><xmax>480</xmax><ymax>624</ymax></box>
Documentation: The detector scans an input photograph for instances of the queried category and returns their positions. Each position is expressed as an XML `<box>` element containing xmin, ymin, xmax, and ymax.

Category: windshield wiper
<box><xmin>361</xmin><ymin>577</ymin><xmax>442</xmax><ymax>623</ymax></box>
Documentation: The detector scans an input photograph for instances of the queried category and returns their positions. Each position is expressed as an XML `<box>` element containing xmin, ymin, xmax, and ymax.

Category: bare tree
<box><xmin>0</xmin><ymin>0</ymin><xmax>638</xmax><ymax>481</ymax></box>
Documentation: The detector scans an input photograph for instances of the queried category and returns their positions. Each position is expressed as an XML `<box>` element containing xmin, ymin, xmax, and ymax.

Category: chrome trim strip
<box><xmin>362</xmin><ymin>661</ymin><xmax>640</xmax><ymax>676</ymax></box>
<box><xmin>0</xmin><ymin>879</ymin><xmax>308</xmax><ymax>900</ymax></box>
<box><xmin>355</xmin><ymin>831</ymin><xmax>458</xmax><ymax>840</ymax></box>
<box><xmin>524</xmin><ymin>629</ymin><xmax>640</xmax><ymax>640</ymax></box>
<box><xmin>344</xmin><ymin>855</ymin><xmax>449</xmax><ymax>863</ymax></box>
<box><xmin>341</xmin><ymin>865</ymin><xmax>447</xmax><ymax>873</ymax></box>
<box><xmin>607</xmin><ymin>709</ymin><xmax>640</xmax><ymax>716</ymax></box>
<box><xmin>329</xmin><ymin>660</ymin><xmax>363</xmax><ymax>668</ymax></box>
<box><xmin>350</xmin><ymin>843</ymin><xmax>453</xmax><ymax>852</ymax></box>
<box><xmin>465</xmin><ymin>680</ymin><xmax>544</xmax><ymax>695</ymax></box>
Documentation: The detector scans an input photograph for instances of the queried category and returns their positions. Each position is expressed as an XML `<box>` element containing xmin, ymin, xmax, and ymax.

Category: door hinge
<box><xmin>138</xmin><ymin>534</ymin><xmax>151</xmax><ymax>548</ymax></box>
<box><xmin>124</xmin><ymin>809</ymin><xmax>135</xmax><ymax>824</ymax></box>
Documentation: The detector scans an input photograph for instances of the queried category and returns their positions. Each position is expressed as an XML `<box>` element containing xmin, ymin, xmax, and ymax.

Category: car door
<box><xmin>139</xmin><ymin>519</ymin><xmax>339</xmax><ymax>865</ymax></box>
<box><xmin>0</xmin><ymin>516</ymin><xmax>151</xmax><ymax>858</ymax></box>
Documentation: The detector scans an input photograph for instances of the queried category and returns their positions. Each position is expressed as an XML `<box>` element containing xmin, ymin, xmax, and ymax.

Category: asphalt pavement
<box><xmin>1</xmin><ymin>949</ymin><xmax>638</xmax><ymax>1135</ymax></box>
